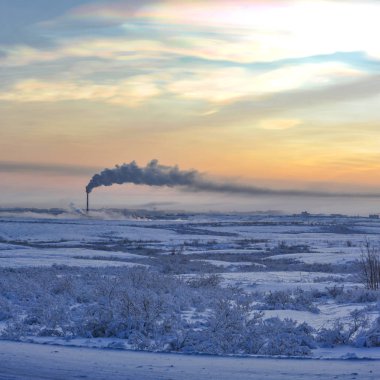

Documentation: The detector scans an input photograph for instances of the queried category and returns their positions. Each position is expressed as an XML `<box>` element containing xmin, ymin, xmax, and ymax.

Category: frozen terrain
<box><xmin>0</xmin><ymin>208</ymin><xmax>379</xmax><ymax>378</ymax></box>
<box><xmin>1</xmin><ymin>341</ymin><xmax>378</xmax><ymax>380</ymax></box>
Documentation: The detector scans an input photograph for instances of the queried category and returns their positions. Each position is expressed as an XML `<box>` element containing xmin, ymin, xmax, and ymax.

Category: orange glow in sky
<box><xmin>1</xmin><ymin>0</ymin><xmax>380</xmax><ymax>213</ymax></box>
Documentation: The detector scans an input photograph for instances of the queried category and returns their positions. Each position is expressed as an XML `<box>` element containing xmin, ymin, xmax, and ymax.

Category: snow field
<box><xmin>0</xmin><ymin>211</ymin><xmax>379</xmax><ymax>361</ymax></box>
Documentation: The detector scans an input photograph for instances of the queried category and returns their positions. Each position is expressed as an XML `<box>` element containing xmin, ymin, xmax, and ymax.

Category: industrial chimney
<box><xmin>86</xmin><ymin>191</ymin><xmax>89</xmax><ymax>213</ymax></box>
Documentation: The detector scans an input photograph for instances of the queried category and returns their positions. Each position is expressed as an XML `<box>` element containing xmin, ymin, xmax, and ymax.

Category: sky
<box><xmin>1</xmin><ymin>0</ymin><xmax>380</xmax><ymax>214</ymax></box>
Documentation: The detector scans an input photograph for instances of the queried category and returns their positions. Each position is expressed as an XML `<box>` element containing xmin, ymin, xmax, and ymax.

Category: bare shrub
<box><xmin>325</xmin><ymin>285</ymin><xmax>345</xmax><ymax>298</ymax></box>
<box><xmin>360</xmin><ymin>240</ymin><xmax>380</xmax><ymax>290</ymax></box>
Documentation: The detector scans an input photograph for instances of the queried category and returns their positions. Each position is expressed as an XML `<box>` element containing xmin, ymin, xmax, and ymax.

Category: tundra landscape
<box><xmin>0</xmin><ymin>208</ymin><xmax>379</xmax><ymax>378</ymax></box>
<box><xmin>1</xmin><ymin>0</ymin><xmax>380</xmax><ymax>378</ymax></box>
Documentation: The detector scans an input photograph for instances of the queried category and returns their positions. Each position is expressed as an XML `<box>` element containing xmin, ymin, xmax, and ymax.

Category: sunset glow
<box><xmin>1</xmin><ymin>0</ymin><xmax>380</xmax><ymax>212</ymax></box>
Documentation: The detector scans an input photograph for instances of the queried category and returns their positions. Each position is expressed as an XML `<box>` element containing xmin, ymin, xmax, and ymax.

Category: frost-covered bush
<box><xmin>325</xmin><ymin>285</ymin><xmax>380</xmax><ymax>303</ymax></box>
<box><xmin>258</xmin><ymin>289</ymin><xmax>319</xmax><ymax>313</ymax></box>
<box><xmin>186</xmin><ymin>274</ymin><xmax>222</xmax><ymax>288</ymax></box>
<box><xmin>192</xmin><ymin>298</ymin><xmax>250</xmax><ymax>354</ymax></box>
<box><xmin>317</xmin><ymin>321</ymin><xmax>349</xmax><ymax>347</ymax></box>
<box><xmin>1</xmin><ymin>267</ymin><xmax>197</xmax><ymax>341</ymax></box>
<box><xmin>0</xmin><ymin>296</ymin><xmax>12</xmax><ymax>321</ymax></box>
<box><xmin>182</xmin><ymin>300</ymin><xmax>315</xmax><ymax>356</ymax></box>
<box><xmin>313</xmin><ymin>275</ymin><xmax>346</xmax><ymax>283</ymax></box>
<box><xmin>262</xmin><ymin>290</ymin><xmax>291</xmax><ymax>307</ymax></box>
<box><xmin>317</xmin><ymin>309</ymin><xmax>369</xmax><ymax>347</ymax></box>
<box><xmin>355</xmin><ymin>317</ymin><xmax>380</xmax><ymax>347</ymax></box>
<box><xmin>335</xmin><ymin>288</ymin><xmax>379</xmax><ymax>304</ymax></box>
<box><xmin>0</xmin><ymin>266</ymin><xmax>315</xmax><ymax>356</ymax></box>
<box><xmin>158</xmin><ymin>255</ymin><xmax>219</xmax><ymax>274</ymax></box>
<box><xmin>269</xmin><ymin>241</ymin><xmax>312</xmax><ymax>255</ymax></box>
<box><xmin>253</xmin><ymin>318</ymin><xmax>316</xmax><ymax>356</ymax></box>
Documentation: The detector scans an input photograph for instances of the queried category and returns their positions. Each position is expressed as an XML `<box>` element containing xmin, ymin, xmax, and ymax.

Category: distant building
<box><xmin>300</xmin><ymin>211</ymin><xmax>310</xmax><ymax>217</ymax></box>
<box><xmin>369</xmin><ymin>214</ymin><xmax>379</xmax><ymax>219</ymax></box>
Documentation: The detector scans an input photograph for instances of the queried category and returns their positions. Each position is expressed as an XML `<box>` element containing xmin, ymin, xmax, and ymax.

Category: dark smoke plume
<box><xmin>86</xmin><ymin>160</ymin><xmax>197</xmax><ymax>193</ymax></box>
<box><xmin>86</xmin><ymin>159</ymin><xmax>380</xmax><ymax>198</ymax></box>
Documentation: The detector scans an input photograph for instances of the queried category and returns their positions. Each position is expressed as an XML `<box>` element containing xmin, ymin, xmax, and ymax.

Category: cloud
<box><xmin>0</xmin><ymin>161</ymin><xmax>98</xmax><ymax>176</ymax></box>
<box><xmin>2</xmin><ymin>0</ymin><xmax>380</xmax><ymax>68</ymax></box>
<box><xmin>208</xmin><ymin>74</ymin><xmax>380</xmax><ymax>125</ymax></box>
<box><xmin>0</xmin><ymin>77</ymin><xmax>161</xmax><ymax>106</ymax></box>
<box><xmin>0</xmin><ymin>39</ymin><xmax>167</xmax><ymax>67</ymax></box>
<box><xmin>167</xmin><ymin>63</ymin><xmax>364</xmax><ymax>104</ymax></box>
<box><xmin>67</xmin><ymin>0</ymin><xmax>156</xmax><ymax>20</ymax></box>
<box><xmin>0</xmin><ymin>62</ymin><xmax>365</xmax><ymax>107</ymax></box>
<box><xmin>49</xmin><ymin>0</ymin><xmax>380</xmax><ymax>63</ymax></box>
<box><xmin>142</xmin><ymin>1</ymin><xmax>380</xmax><ymax>61</ymax></box>
<box><xmin>257</xmin><ymin>119</ymin><xmax>302</xmax><ymax>130</ymax></box>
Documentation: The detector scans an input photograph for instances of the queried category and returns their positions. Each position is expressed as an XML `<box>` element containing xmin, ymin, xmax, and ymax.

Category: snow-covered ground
<box><xmin>0</xmin><ymin>247</ymin><xmax>148</xmax><ymax>268</ymax></box>
<box><xmin>0</xmin><ymin>341</ymin><xmax>378</xmax><ymax>380</ymax></box>
<box><xmin>0</xmin><ymin>209</ymin><xmax>379</xmax><ymax>378</ymax></box>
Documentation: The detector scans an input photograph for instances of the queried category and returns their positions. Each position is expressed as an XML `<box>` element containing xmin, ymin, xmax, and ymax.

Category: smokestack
<box><xmin>86</xmin><ymin>191</ymin><xmax>89</xmax><ymax>213</ymax></box>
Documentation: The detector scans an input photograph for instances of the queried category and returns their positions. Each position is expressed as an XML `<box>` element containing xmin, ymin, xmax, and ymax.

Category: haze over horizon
<box><xmin>1</xmin><ymin>0</ymin><xmax>380</xmax><ymax>214</ymax></box>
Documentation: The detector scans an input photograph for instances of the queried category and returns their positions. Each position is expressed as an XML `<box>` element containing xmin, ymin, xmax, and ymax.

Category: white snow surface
<box><xmin>0</xmin><ymin>341</ymin><xmax>379</xmax><ymax>380</ymax></box>
<box><xmin>194</xmin><ymin>259</ymin><xmax>253</xmax><ymax>268</ymax></box>
<box><xmin>0</xmin><ymin>247</ymin><xmax>147</xmax><ymax>268</ymax></box>
<box><xmin>1</xmin><ymin>210</ymin><xmax>380</xmax><ymax>377</ymax></box>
